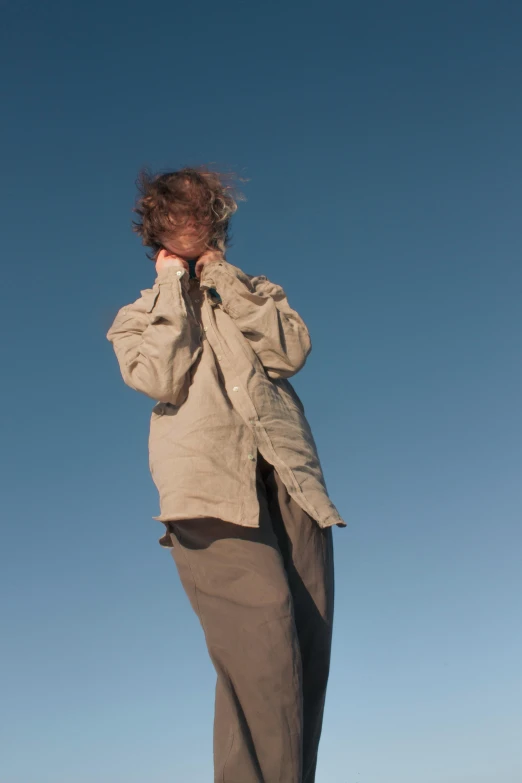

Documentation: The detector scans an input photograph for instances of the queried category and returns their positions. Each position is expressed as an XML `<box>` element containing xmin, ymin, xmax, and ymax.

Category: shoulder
<box><xmin>107</xmin><ymin>286</ymin><xmax>158</xmax><ymax>339</ymax></box>
<box><xmin>219</xmin><ymin>261</ymin><xmax>285</xmax><ymax>298</ymax></box>
<box><xmin>121</xmin><ymin>286</ymin><xmax>159</xmax><ymax>315</ymax></box>
<box><xmin>248</xmin><ymin>274</ymin><xmax>285</xmax><ymax>299</ymax></box>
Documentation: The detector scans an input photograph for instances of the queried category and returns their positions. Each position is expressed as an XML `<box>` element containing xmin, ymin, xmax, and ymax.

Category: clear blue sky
<box><xmin>1</xmin><ymin>1</ymin><xmax>521</xmax><ymax>781</ymax></box>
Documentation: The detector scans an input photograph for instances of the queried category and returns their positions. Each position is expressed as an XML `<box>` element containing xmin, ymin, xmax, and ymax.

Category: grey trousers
<box><xmin>167</xmin><ymin>452</ymin><xmax>335</xmax><ymax>783</ymax></box>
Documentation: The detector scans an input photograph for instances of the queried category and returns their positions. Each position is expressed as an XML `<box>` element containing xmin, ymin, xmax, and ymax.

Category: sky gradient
<box><xmin>1</xmin><ymin>1</ymin><xmax>521</xmax><ymax>782</ymax></box>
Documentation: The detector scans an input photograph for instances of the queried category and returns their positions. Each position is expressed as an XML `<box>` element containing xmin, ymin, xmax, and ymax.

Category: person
<box><xmin>106</xmin><ymin>166</ymin><xmax>346</xmax><ymax>783</ymax></box>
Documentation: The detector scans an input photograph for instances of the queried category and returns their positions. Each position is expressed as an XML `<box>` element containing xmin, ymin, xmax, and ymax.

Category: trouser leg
<box><xmin>168</xmin><ymin>508</ymin><xmax>303</xmax><ymax>782</ymax></box>
<box><xmin>259</xmin><ymin>456</ymin><xmax>335</xmax><ymax>783</ymax></box>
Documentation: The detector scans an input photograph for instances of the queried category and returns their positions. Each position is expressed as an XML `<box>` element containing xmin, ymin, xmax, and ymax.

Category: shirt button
<box><xmin>248</xmin><ymin>453</ymin><xmax>256</xmax><ymax>461</ymax></box>
<box><xmin>233</xmin><ymin>386</ymin><xmax>239</xmax><ymax>392</ymax></box>
<box><xmin>204</xmin><ymin>326</ymin><xmax>208</xmax><ymax>332</ymax></box>
<box><xmin>217</xmin><ymin>355</ymin><xmax>222</xmax><ymax>360</ymax></box>
<box><xmin>176</xmin><ymin>270</ymin><xmax>183</xmax><ymax>277</ymax></box>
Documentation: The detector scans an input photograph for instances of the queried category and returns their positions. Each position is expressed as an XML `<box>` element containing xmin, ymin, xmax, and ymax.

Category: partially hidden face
<box><xmin>161</xmin><ymin>221</ymin><xmax>211</xmax><ymax>261</ymax></box>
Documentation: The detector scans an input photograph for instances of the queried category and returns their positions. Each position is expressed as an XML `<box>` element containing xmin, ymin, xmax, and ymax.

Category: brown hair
<box><xmin>132</xmin><ymin>165</ymin><xmax>247</xmax><ymax>259</ymax></box>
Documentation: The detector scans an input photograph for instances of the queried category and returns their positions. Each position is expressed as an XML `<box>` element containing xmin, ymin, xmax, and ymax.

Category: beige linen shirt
<box><xmin>107</xmin><ymin>259</ymin><xmax>346</xmax><ymax>546</ymax></box>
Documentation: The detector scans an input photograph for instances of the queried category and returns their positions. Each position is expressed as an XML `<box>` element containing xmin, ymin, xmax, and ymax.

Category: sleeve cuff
<box><xmin>200</xmin><ymin>259</ymin><xmax>251</xmax><ymax>289</ymax></box>
<box><xmin>155</xmin><ymin>265</ymin><xmax>188</xmax><ymax>285</ymax></box>
<box><xmin>199</xmin><ymin>260</ymin><xmax>224</xmax><ymax>288</ymax></box>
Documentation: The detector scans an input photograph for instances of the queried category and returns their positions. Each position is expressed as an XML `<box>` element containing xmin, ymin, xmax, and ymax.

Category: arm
<box><xmin>106</xmin><ymin>265</ymin><xmax>202</xmax><ymax>404</ymax></box>
<box><xmin>199</xmin><ymin>259</ymin><xmax>311</xmax><ymax>379</ymax></box>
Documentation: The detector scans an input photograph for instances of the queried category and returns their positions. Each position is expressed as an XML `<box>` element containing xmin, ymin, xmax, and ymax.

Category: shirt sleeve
<box><xmin>106</xmin><ymin>266</ymin><xmax>203</xmax><ymax>404</ymax></box>
<box><xmin>200</xmin><ymin>260</ymin><xmax>311</xmax><ymax>379</ymax></box>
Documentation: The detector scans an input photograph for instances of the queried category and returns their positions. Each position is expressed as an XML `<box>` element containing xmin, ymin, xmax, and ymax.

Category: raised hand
<box><xmin>195</xmin><ymin>248</ymin><xmax>224</xmax><ymax>279</ymax></box>
<box><xmin>155</xmin><ymin>248</ymin><xmax>188</xmax><ymax>275</ymax></box>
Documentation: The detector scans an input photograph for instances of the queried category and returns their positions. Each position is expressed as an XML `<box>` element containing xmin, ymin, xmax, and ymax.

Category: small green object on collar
<box><xmin>208</xmin><ymin>287</ymin><xmax>222</xmax><ymax>303</ymax></box>
<box><xmin>188</xmin><ymin>259</ymin><xmax>198</xmax><ymax>279</ymax></box>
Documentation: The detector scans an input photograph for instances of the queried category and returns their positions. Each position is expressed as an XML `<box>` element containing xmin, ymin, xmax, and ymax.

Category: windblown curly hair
<box><xmin>132</xmin><ymin>165</ymin><xmax>246</xmax><ymax>260</ymax></box>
